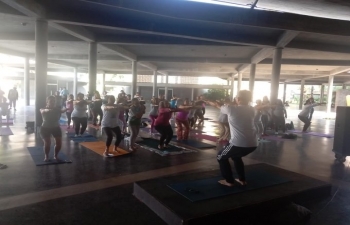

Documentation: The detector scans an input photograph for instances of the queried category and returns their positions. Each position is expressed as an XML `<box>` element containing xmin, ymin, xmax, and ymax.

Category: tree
<box><xmin>203</xmin><ymin>89</ymin><xmax>226</xmax><ymax>101</ymax></box>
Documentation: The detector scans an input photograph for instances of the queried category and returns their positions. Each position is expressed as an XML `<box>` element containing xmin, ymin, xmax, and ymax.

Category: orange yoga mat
<box><xmin>80</xmin><ymin>141</ymin><xmax>131</xmax><ymax>157</ymax></box>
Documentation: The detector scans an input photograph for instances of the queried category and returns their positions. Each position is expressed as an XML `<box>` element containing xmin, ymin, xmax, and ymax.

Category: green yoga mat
<box><xmin>137</xmin><ymin>138</ymin><xmax>196</xmax><ymax>156</ymax></box>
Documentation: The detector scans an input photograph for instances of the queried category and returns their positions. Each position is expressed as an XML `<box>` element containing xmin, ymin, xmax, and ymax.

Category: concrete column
<box><xmin>102</xmin><ymin>71</ymin><xmax>106</xmax><ymax>93</ymax></box>
<box><xmin>73</xmin><ymin>67</ymin><xmax>78</xmax><ymax>97</ymax></box>
<box><xmin>24</xmin><ymin>56</ymin><xmax>30</xmax><ymax>106</ymax></box>
<box><xmin>35</xmin><ymin>19</ymin><xmax>48</xmax><ymax>130</ymax></box>
<box><xmin>270</xmin><ymin>47</ymin><xmax>283</xmax><ymax>103</ymax></box>
<box><xmin>249</xmin><ymin>64</ymin><xmax>256</xmax><ymax>93</ymax></box>
<box><xmin>320</xmin><ymin>85</ymin><xmax>325</xmax><ymax>102</ymax></box>
<box><xmin>282</xmin><ymin>82</ymin><xmax>287</xmax><ymax>104</ymax></box>
<box><xmin>88</xmin><ymin>42</ymin><xmax>97</xmax><ymax>94</ymax></box>
<box><xmin>152</xmin><ymin>70</ymin><xmax>157</xmax><ymax>97</ymax></box>
<box><xmin>191</xmin><ymin>88</ymin><xmax>194</xmax><ymax>101</ymax></box>
<box><xmin>237</xmin><ymin>72</ymin><xmax>242</xmax><ymax>92</ymax></box>
<box><xmin>327</xmin><ymin>76</ymin><xmax>334</xmax><ymax>114</ymax></box>
<box><xmin>343</xmin><ymin>84</ymin><xmax>346</xmax><ymax>89</ymax></box>
<box><xmin>164</xmin><ymin>74</ymin><xmax>169</xmax><ymax>100</ymax></box>
<box><xmin>231</xmin><ymin>76</ymin><xmax>235</xmax><ymax>100</ymax></box>
<box><xmin>131</xmin><ymin>61</ymin><xmax>137</xmax><ymax>97</ymax></box>
<box><xmin>299</xmin><ymin>79</ymin><xmax>305</xmax><ymax>110</ymax></box>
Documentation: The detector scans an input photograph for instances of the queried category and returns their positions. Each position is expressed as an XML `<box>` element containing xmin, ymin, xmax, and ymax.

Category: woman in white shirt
<box><xmin>71</xmin><ymin>93</ymin><xmax>89</xmax><ymax>137</ymax></box>
<box><xmin>298</xmin><ymin>98</ymin><xmax>320</xmax><ymax>132</ymax></box>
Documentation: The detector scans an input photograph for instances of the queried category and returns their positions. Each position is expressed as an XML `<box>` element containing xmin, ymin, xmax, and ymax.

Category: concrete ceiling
<box><xmin>0</xmin><ymin>0</ymin><xmax>349</xmax><ymax>84</ymax></box>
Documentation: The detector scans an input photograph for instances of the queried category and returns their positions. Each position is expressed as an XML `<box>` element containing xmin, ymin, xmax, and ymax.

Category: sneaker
<box><xmin>74</xmin><ymin>134</ymin><xmax>78</xmax><ymax>137</ymax></box>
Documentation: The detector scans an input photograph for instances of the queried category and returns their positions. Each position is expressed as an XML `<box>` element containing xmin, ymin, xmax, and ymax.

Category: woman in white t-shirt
<box><xmin>71</xmin><ymin>93</ymin><xmax>89</xmax><ymax>137</ymax></box>
<box><xmin>298</xmin><ymin>98</ymin><xmax>320</xmax><ymax>132</ymax></box>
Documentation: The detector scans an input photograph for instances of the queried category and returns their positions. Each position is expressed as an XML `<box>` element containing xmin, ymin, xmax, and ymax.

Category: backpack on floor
<box><xmin>285</xmin><ymin>121</ymin><xmax>294</xmax><ymax>130</ymax></box>
<box><xmin>282</xmin><ymin>133</ymin><xmax>297</xmax><ymax>139</ymax></box>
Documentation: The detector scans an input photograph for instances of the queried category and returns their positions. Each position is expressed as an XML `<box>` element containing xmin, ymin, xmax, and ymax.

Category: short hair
<box><xmin>237</xmin><ymin>90</ymin><xmax>252</xmax><ymax>103</ymax></box>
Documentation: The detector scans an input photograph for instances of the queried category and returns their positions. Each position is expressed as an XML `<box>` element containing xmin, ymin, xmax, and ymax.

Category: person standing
<box><xmin>60</xmin><ymin>87</ymin><xmax>69</xmax><ymax>108</ymax></box>
<box><xmin>216</xmin><ymin>90</ymin><xmax>257</xmax><ymax>187</ymax></box>
<box><xmin>217</xmin><ymin>98</ymin><xmax>231</xmax><ymax>142</ymax></box>
<box><xmin>8</xmin><ymin>87</ymin><xmax>18</xmax><ymax>111</ymax></box>
<box><xmin>101</xmin><ymin>95</ymin><xmax>125</xmax><ymax>157</ymax></box>
<box><xmin>54</xmin><ymin>91</ymin><xmax>62</xmax><ymax>109</ymax></box>
<box><xmin>71</xmin><ymin>93</ymin><xmax>89</xmax><ymax>137</ymax></box>
<box><xmin>176</xmin><ymin>98</ymin><xmax>197</xmax><ymax>140</ymax></box>
<box><xmin>40</xmin><ymin>96</ymin><xmax>66</xmax><ymax>161</ymax></box>
<box><xmin>272</xmin><ymin>99</ymin><xmax>287</xmax><ymax>134</ymax></box>
<box><xmin>65</xmin><ymin>94</ymin><xmax>74</xmax><ymax>130</ymax></box>
<box><xmin>154</xmin><ymin>100</ymin><xmax>176</xmax><ymax>150</ymax></box>
<box><xmin>91</xmin><ymin>91</ymin><xmax>103</xmax><ymax>126</ymax></box>
<box><xmin>128</xmin><ymin>98</ymin><xmax>145</xmax><ymax>151</ymax></box>
<box><xmin>298</xmin><ymin>98</ymin><xmax>321</xmax><ymax>132</ymax></box>
<box><xmin>149</xmin><ymin>97</ymin><xmax>159</xmax><ymax>134</ymax></box>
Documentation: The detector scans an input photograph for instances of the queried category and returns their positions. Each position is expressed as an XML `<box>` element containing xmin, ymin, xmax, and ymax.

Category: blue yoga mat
<box><xmin>168</xmin><ymin>169</ymin><xmax>291</xmax><ymax>202</ymax></box>
<box><xmin>171</xmin><ymin>138</ymin><xmax>216</xmax><ymax>149</ymax></box>
<box><xmin>27</xmin><ymin>147</ymin><xmax>72</xmax><ymax>166</ymax></box>
<box><xmin>66</xmin><ymin>133</ymin><xmax>98</xmax><ymax>143</ymax></box>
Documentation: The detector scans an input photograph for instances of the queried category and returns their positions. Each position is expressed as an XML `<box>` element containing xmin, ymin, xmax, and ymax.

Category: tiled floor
<box><xmin>0</xmin><ymin>102</ymin><xmax>349</xmax><ymax>225</ymax></box>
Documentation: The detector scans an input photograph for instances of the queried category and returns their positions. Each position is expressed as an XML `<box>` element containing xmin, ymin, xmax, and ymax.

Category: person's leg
<box><xmin>218</xmin><ymin>123</ymin><xmax>225</xmax><ymax>141</ymax></box>
<box><xmin>261</xmin><ymin>115</ymin><xmax>268</xmax><ymax>135</ymax></box>
<box><xmin>129</xmin><ymin>125</ymin><xmax>139</xmax><ymax>150</ymax></box>
<box><xmin>175</xmin><ymin>119</ymin><xmax>183</xmax><ymax>140</ymax></box>
<box><xmin>91</xmin><ymin>109</ymin><xmax>97</xmax><ymax>125</ymax></box>
<box><xmin>13</xmin><ymin>100</ymin><xmax>16</xmax><ymax>110</ymax></box>
<box><xmin>103</xmin><ymin>127</ymin><xmax>113</xmax><ymax>156</ymax></box>
<box><xmin>9</xmin><ymin>100</ymin><xmax>12</xmax><ymax>109</ymax></box>
<box><xmin>274</xmin><ymin>115</ymin><xmax>279</xmax><ymax>133</ymax></box>
<box><xmin>217</xmin><ymin>143</ymin><xmax>236</xmax><ymax>186</ymax></box>
<box><xmin>66</xmin><ymin>112</ymin><xmax>72</xmax><ymax>128</ymax></box>
<box><xmin>43</xmin><ymin>137</ymin><xmax>51</xmax><ymax>162</ymax></box>
<box><xmin>112</xmin><ymin>126</ymin><xmax>123</xmax><ymax>151</ymax></box>
<box><xmin>149</xmin><ymin>115</ymin><xmax>156</xmax><ymax>133</ymax></box>
<box><xmin>280</xmin><ymin>116</ymin><xmax>286</xmax><ymax>133</ymax></box>
<box><xmin>231</xmin><ymin>147</ymin><xmax>256</xmax><ymax>184</ymax></box>
<box><xmin>52</xmin><ymin>127</ymin><xmax>62</xmax><ymax>160</ymax></box>
<box><xmin>164</xmin><ymin>125</ymin><xmax>174</xmax><ymax>146</ymax></box>
<box><xmin>72</xmin><ymin>117</ymin><xmax>80</xmax><ymax>135</ymax></box>
<box><xmin>98</xmin><ymin>109</ymin><xmax>103</xmax><ymax>126</ymax></box>
<box><xmin>80</xmin><ymin>118</ymin><xmax>88</xmax><ymax>134</ymax></box>
<box><xmin>202</xmin><ymin>107</ymin><xmax>205</xmax><ymax>116</ymax></box>
<box><xmin>183</xmin><ymin>120</ymin><xmax>190</xmax><ymax>140</ymax></box>
<box><xmin>155</xmin><ymin>125</ymin><xmax>166</xmax><ymax>148</ymax></box>
<box><xmin>223</xmin><ymin>123</ymin><xmax>230</xmax><ymax>141</ymax></box>
<box><xmin>298</xmin><ymin>115</ymin><xmax>310</xmax><ymax>132</ymax></box>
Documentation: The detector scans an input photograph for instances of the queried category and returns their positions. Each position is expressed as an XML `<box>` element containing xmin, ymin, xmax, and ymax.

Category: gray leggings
<box><xmin>129</xmin><ymin>125</ymin><xmax>140</xmax><ymax>147</ymax></box>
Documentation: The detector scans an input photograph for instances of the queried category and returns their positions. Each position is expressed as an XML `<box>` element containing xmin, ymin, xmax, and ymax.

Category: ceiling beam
<box><xmin>330</xmin><ymin>67</ymin><xmax>350</xmax><ymax>76</ymax></box>
<box><xmin>48</xmin><ymin>60</ymin><xmax>79</xmax><ymax>68</ymax></box>
<box><xmin>49</xmin><ymin>23</ymin><xmax>95</xmax><ymax>42</ymax></box>
<box><xmin>99</xmin><ymin>44</ymin><xmax>136</xmax><ymax>61</ymax></box>
<box><xmin>0</xmin><ymin>46</ymin><xmax>27</xmax><ymax>57</ymax></box>
<box><xmin>138</xmin><ymin>56</ymin><xmax>250</xmax><ymax>64</ymax></box>
<box><xmin>237</xmin><ymin>31</ymin><xmax>299</xmax><ymax>72</ymax></box>
<box><xmin>0</xmin><ymin>0</ymin><xmax>45</xmax><ymax>17</ymax></box>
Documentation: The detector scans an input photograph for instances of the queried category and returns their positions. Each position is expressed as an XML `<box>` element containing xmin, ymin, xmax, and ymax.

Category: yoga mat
<box><xmin>88</xmin><ymin>124</ymin><xmax>100</xmax><ymax>130</ymax></box>
<box><xmin>80</xmin><ymin>141</ymin><xmax>131</xmax><ymax>157</ymax></box>
<box><xmin>258</xmin><ymin>139</ymin><xmax>271</xmax><ymax>143</ymax></box>
<box><xmin>27</xmin><ymin>146</ymin><xmax>72</xmax><ymax>166</ymax></box>
<box><xmin>168</xmin><ymin>169</ymin><xmax>291</xmax><ymax>202</ymax></box>
<box><xmin>289</xmin><ymin>130</ymin><xmax>334</xmax><ymax>138</ymax></box>
<box><xmin>203</xmin><ymin>118</ymin><xmax>212</xmax><ymax>120</ymax></box>
<box><xmin>67</xmin><ymin>133</ymin><xmax>98</xmax><ymax>143</ymax></box>
<box><xmin>171</xmin><ymin>138</ymin><xmax>216</xmax><ymax>149</ymax></box>
<box><xmin>137</xmin><ymin>138</ymin><xmax>196</xmax><ymax>156</ymax></box>
<box><xmin>0</xmin><ymin>127</ymin><xmax>13</xmax><ymax>136</ymax></box>
<box><xmin>1</xmin><ymin>119</ymin><xmax>13</xmax><ymax>125</ymax></box>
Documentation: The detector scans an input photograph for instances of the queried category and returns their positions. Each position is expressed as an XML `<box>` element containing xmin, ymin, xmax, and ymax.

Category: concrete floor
<box><xmin>0</xmin><ymin>101</ymin><xmax>349</xmax><ymax>225</ymax></box>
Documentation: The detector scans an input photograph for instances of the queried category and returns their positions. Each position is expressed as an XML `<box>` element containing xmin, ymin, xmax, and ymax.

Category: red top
<box><xmin>154</xmin><ymin>108</ymin><xmax>173</xmax><ymax>126</ymax></box>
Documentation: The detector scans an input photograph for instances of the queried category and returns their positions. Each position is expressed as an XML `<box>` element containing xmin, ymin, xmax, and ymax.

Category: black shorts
<box><xmin>40</xmin><ymin>126</ymin><xmax>62</xmax><ymax>139</ymax></box>
<box><xmin>195</xmin><ymin>110</ymin><xmax>204</xmax><ymax>120</ymax></box>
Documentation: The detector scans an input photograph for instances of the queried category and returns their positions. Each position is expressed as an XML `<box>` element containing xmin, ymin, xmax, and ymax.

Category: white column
<box><xmin>282</xmin><ymin>82</ymin><xmax>287</xmax><ymax>104</ymax></box>
<box><xmin>164</xmin><ymin>74</ymin><xmax>169</xmax><ymax>100</ymax></box>
<box><xmin>237</xmin><ymin>72</ymin><xmax>242</xmax><ymax>92</ymax></box>
<box><xmin>191</xmin><ymin>88</ymin><xmax>194</xmax><ymax>101</ymax></box>
<box><xmin>249</xmin><ymin>64</ymin><xmax>256</xmax><ymax>93</ymax></box>
<box><xmin>320</xmin><ymin>85</ymin><xmax>325</xmax><ymax>102</ymax></box>
<box><xmin>131</xmin><ymin>61</ymin><xmax>137</xmax><ymax>97</ymax></box>
<box><xmin>35</xmin><ymin>19</ymin><xmax>48</xmax><ymax>131</ymax></box>
<box><xmin>102</xmin><ymin>71</ymin><xmax>106</xmax><ymax>93</ymax></box>
<box><xmin>327</xmin><ymin>75</ymin><xmax>334</xmax><ymax>114</ymax></box>
<box><xmin>270</xmin><ymin>47</ymin><xmax>283</xmax><ymax>103</ymax></box>
<box><xmin>73</xmin><ymin>67</ymin><xmax>78</xmax><ymax>97</ymax></box>
<box><xmin>343</xmin><ymin>84</ymin><xmax>346</xmax><ymax>89</ymax></box>
<box><xmin>24</xmin><ymin>56</ymin><xmax>30</xmax><ymax>106</ymax></box>
<box><xmin>152</xmin><ymin>70</ymin><xmax>157</xmax><ymax>97</ymax></box>
<box><xmin>88</xmin><ymin>42</ymin><xmax>97</xmax><ymax>94</ymax></box>
<box><xmin>299</xmin><ymin>79</ymin><xmax>305</xmax><ymax>110</ymax></box>
<box><xmin>231</xmin><ymin>75</ymin><xmax>235</xmax><ymax>100</ymax></box>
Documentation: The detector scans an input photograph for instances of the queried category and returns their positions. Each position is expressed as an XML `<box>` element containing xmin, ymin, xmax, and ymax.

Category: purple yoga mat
<box><xmin>290</xmin><ymin>130</ymin><xmax>334</xmax><ymax>138</ymax></box>
<box><xmin>1</xmin><ymin>119</ymin><xmax>13</xmax><ymax>125</ymax></box>
<box><xmin>0</xmin><ymin>127</ymin><xmax>13</xmax><ymax>136</ymax></box>
<box><xmin>193</xmin><ymin>134</ymin><xmax>229</xmax><ymax>144</ymax></box>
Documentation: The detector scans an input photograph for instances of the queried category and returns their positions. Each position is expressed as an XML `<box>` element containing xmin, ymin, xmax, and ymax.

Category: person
<box><xmin>194</xmin><ymin>96</ymin><xmax>206</xmax><ymax>126</ymax></box>
<box><xmin>298</xmin><ymin>98</ymin><xmax>321</xmax><ymax>132</ymax></box>
<box><xmin>54</xmin><ymin>91</ymin><xmax>62</xmax><ymax>109</ymax></box>
<box><xmin>217</xmin><ymin>97</ymin><xmax>231</xmax><ymax>142</ymax></box>
<box><xmin>71</xmin><ymin>93</ymin><xmax>89</xmax><ymax>137</ymax></box>
<box><xmin>176</xmin><ymin>98</ymin><xmax>198</xmax><ymax>140</ymax></box>
<box><xmin>216</xmin><ymin>90</ymin><xmax>257</xmax><ymax>187</ymax></box>
<box><xmin>40</xmin><ymin>96</ymin><xmax>66</xmax><ymax>161</ymax></box>
<box><xmin>154</xmin><ymin>100</ymin><xmax>177</xmax><ymax>150</ymax></box>
<box><xmin>200</xmin><ymin>96</ymin><xmax>206</xmax><ymax>116</ymax></box>
<box><xmin>308</xmin><ymin>97</ymin><xmax>315</xmax><ymax>120</ymax></box>
<box><xmin>254</xmin><ymin>100</ymin><xmax>264</xmax><ymax>140</ymax></box>
<box><xmin>0</xmin><ymin>88</ymin><xmax>4</xmax><ymax>100</ymax></box>
<box><xmin>125</xmin><ymin>94</ymin><xmax>131</xmax><ymax>123</ymax></box>
<box><xmin>272</xmin><ymin>99</ymin><xmax>287</xmax><ymax>134</ymax></box>
<box><xmin>8</xmin><ymin>87</ymin><xmax>18</xmax><ymax>111</ymax></box>
<box><xmin>149</xmin><ymin>97</ymin><xmax>159</xmax><ymax>134</ymax></box>
<box><xmin>134</xmin><ymin>92</ymin><xmax>142</xmax><ymax>100</ymax></box>
<box><xmin>101</xmin><ymin>95</ymin><xmax>126</xmax><ymax>157</ymax></box>
<box><xmin>65</xmin><ymin>94</ymin><xmax>74</xmax><ymax>129</ymax></box>
<box><xmin>0</xmin><ymin>97</ymin><xmax>10</xmax><ymax>123</ymax></box>
<box><xmin>128</xmin><ymin>98</ymin><xmax>145</xmax><ymax>151</ymax></box>
<box><xmin>60</xmin><ymin>87</ymin><xmax>69</xmax><ymax>108</ymax></box>
<box><xmin>261</xmin><ymin>96</ymin><xmax>271</xmax><ymax>136</ymax></box>
<box><xmin>188</xmin><ymin>101</ymin><xmax>196</xmax><ymax>128</ymax></box>
<box><xmin>91</xmin><ymin>91</ymin><xmax>103</xmax><ymax>126</ymax></box>
<box><xmin>169</xmin><ymin>95</ymin><xmax>177</xmax><ymax>109</ymax></box>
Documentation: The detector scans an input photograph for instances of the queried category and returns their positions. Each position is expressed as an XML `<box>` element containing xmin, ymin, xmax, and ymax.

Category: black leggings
<box><xmin>66</xmin><ymin>112</ymin><xmax>72</xmax><ymax>126</ymax></box>
<box><xmin>298</xmin><ymin>115</ymin><xmax>310</xmax><ymax>132</ymax></box>
<box><xmin>217</xmin><ymin>144</ymin><xmax>256</xmax><ymax>183</ymax></box>
<box><xmin>72</xmin><ymin>117</ymin><xmax>87</xmax><ymax>135</ymax></box>
<box><xmin>92</xmin><ymin>108</ymin><xmax>103</xmax><ymax>125</ymax></box>
<box><xmin>202</xmin><ymin>107</ymin><xmax>205</xmax><ymax>116</ymax></box>
<box><xmin>103</xmin><ymin>126</ymin><xmax>123</xmax><ymax>147</ymax></box>
<box><xmin>261</xmin><ymin>115</ymin><xmax>269</xmax><ymax>134</ymax></box>
<box><xmin>155</xmin><ymin>124</ymin><xmax>173</xmax><ymax>146</ymax></box>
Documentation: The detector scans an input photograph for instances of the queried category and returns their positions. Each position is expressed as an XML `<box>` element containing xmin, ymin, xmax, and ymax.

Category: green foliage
<box><xmin>203</xmin><ymin>89</ymin><xmax>226</xmax><ymax>101</ymax></box>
